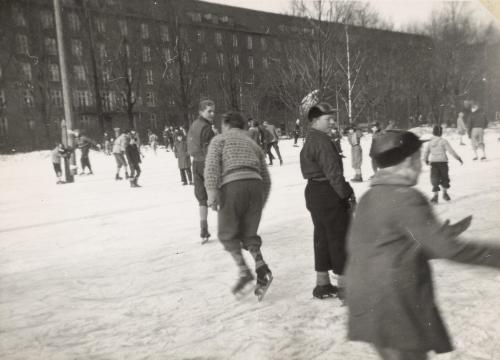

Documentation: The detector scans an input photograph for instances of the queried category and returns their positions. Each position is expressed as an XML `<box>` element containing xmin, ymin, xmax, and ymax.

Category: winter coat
<box><xmin>187</xmin><ymin>117</ymin><xmax>215</xmax><ymax>162</ymax></box>
<box><xmin>423</xmin><ymin>136</ymin><xmax>460</xmax><ymax>163</ymax></box>
<box><xmin>300</xmin><ymin>128</ymin><xmax>353</xmax><ymax>200</ymax></box>
<box><xmin>264</xmin><ymin>123</ymin><xmax>279</xmax><ymax>143</ymax></box>
<box><xmin>248</xmin><ymin>126</ymin><xmax>262</xmax><ymax>146</ymax></box>
<box><xmin>456</xmin><ymin>116</ymin><xmax>467</xmax><ymax>135</ymax></box>
<box><xmin>260</xmin><ymin>125</ymin><xmax>275</xmax><ymax>145</ymax></box>
<box><xmin>467</xmin><ymin>108</ymin><xmax>488</xmax><ymax>133</ymax></box>
<box><xmin>345</xmin><ymin>170</ymin><xmax>500</xmax><ymax>353</ymax></box>
<box><xmin>173</xmin><ymin>139</ymin><xmax>191</xmax><ymax>169</ymax></box>
<box><xmin>112</xmin><ymin>134</ymin><xmax>127</xmax><ymax>154</ymax></box>
<box><xmin>125</xmin><ymin>143</ymin><xmax>141</xmax><ymax>165</ymax></box>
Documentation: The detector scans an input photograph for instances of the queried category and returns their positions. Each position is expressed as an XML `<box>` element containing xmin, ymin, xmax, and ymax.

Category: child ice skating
<box><xmin>204</xmin><ymin>111</ymin><xmax>273</xmax><ymax>300</ymax></box>
<box><xmin>173</xmin><ymin>133</ymin><xmax>193</xmax><ymax>185</ymax></box>
<box><xmin>424</xmin><ymin>125</ymin><xmax>462</xmax><ymax>203</ymax></box>
<box><xmin>51</xmin><ymin>143</ymin><xmax>70</xmax><ymax>184</ymax></box>
<box><xmin>125</xmin><ymin>136</ymin><xmax>142</xmax><ymax>188</ymax></box>
<box><xmin>345</xmin><ymin>129</ymin><xmax>500</xmax><ymax>360</ymax></box>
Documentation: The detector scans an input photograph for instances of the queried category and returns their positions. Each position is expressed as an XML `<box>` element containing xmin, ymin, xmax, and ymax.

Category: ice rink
<box><xmin>1</xmin><ymin>129</ymin><xmax>500</xmax><ymax>359</ymax></box>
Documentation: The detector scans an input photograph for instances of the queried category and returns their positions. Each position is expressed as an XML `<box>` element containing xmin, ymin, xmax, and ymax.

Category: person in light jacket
<box><xmin>346</xmin><ymin>129</ymin><xmax>500</xmax><ymax>360</ymax></box>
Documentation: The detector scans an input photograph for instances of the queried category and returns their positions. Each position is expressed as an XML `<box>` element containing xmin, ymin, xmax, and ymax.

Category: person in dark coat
<box><xmin>187</xmin><ymin>98</ymin><xmax>216</xmax><ymax>242</ymax></box>
<box><xmin>125</xmin><ymin>136</ymin><xmax>142</xmax><ymax>187</ymax></box>
<box><xmin>173</xmin><ymin>133</ymin><xmax>193</xmax><ymax>185</ymax></box>
<box><xmin>300</xmin><ymin>103</ymin><xmax>356</xmax><ymax>300</ymax></box>
<box><xmin>369</xmin><ymin>122</ymin><xmax>382</xmax><ymax>178</ymax></box>
<box><xmin>346</xmin><ymin>130</ymin><xmax>500</xmax><ymax>360</ymax></box>
<box><xmin>248</xmin><ymin>120</ymin><xmax>262</xmax><ymax>146</ymax></box>
<box><xmin>293</xmin><ymin>119</ymin><xmax>301</xmax><ymax>147</ymax></box>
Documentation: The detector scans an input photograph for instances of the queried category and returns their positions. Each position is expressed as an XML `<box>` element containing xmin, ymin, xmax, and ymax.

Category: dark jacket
<box><xmin>300</xmin><ymin>128</ymin><xmax>353</xmax><ymax>200</ymax></box>
<box><xmin>125</xmin><ymin>143</ymin><xmax>141</xmax><ymax>165</ymax></box>
<box><xmin>467</xmin><ymin>109</ymin><xmax>488</xmax><ymax>133</ymax></box>
<box><xmin>77</xmin><ymin>136</ymin><xmax>95</xmax><ymax>156</ymax></box>
<box><xmin>174</xmin><ymin>139</ymin><xmax>191</xmax><ymax>169</ymax></box>
<box><xmin>187</xmin><ymin>117</ymin><xmax>214</xmax><ymax>162</ymax></box>
<box><xmin>248</xmin><ymin>126</ymin><xmax>262</xmax><ymax>146</ymax></box>
<box><xmin>346</xmin><ymin>170</ymin><xmax>500</xmax><ymax>353</ymax></box>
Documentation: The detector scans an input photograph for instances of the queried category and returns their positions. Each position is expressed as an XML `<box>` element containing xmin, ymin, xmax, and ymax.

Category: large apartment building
<box><xmin>0</xmin><ymin>0</ymin><xmax>437</xmax><ymax>151</ymax></box>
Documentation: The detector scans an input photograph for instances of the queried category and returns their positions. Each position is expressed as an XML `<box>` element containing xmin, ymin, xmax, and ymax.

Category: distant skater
<box><xmin>125</xmin><ymin>136</ymin><xmax>142</xmax><ymax>188</ymax></box>
<box><xmin>174</xmin><ymin>133</ymin><xmax>193</xmax><ymax>185</ymax></box>
<box><xmin>424</xmin><ymin>125</ymin><xmax>462</xmax><ymax>203</ymax></box>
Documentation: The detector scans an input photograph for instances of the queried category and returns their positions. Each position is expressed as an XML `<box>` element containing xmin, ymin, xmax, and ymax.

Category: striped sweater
<box><xmin>204</xmin><ymin>128</ymin><xmax>271</xmax><ymax>201</ymax></box>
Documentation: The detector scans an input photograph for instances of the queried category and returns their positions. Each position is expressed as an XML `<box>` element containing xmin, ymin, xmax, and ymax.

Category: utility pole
<box><xmin>53</xmin><ymin>0</ymin><xmax>75</xmax><ymax>182</ymax></box>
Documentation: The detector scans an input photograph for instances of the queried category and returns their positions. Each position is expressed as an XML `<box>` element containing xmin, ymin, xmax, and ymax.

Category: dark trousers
<box><xmin>218</xmin><ymin>179</ymin><xmax>265</xmax><ymax>253</ymax></box>
<box><xmin>180</xmin><ymin>167</ymin><xmax>192</xmax><ymax>184</ymax></box>
<box><xmin>129</xmin><ymin>162</ymin><xmax>141</xmax><ymax>179</ymax></box>
<box><xmin>53</xmin><ymin>162</ymin><xmax>62</xmax><ymax>176</ymax></box>
<box><xmin>430</xmin><ymin>162</ymin><xmax>450</xmax><ymax>192</ymax></box>
<box><xmin>81</xmin><ymin>155</ymin><xmax>92</xmax><ymax>172</ymax></box>
<box><xmin>192</xmin><ymin>161</ymin><xmax>208</xmax><ymax>206</ymax></box>
<box><xmin>294</xmin><ymin>133</ymin><xmax>299</xmax><ymax>145</ymax></box>
<box><xmin>375</xmin><ymin>347</ymin><xmax>428</xmax><ymax>360</ymax></box>
<box><xmin>371</xmin><ymin>158</ymin><xmax>379</xmax><ymax>173</ymax></box>
<box><xmin>305</xmin><ymin>181</ymin><xmax>350</xmax><ymax>274</ymax></box>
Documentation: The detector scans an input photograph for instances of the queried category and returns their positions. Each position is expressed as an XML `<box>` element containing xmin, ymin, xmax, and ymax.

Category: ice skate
<box><xmin>232</xmin><ymin>270</ymin><xmax>255</xmax><ymax>298</ymax></box>
<box><xmin>200</xmin><ymin>227</ymin><xmax>210</xmax><ymax>244</ymax></box>
<box><xmin>115</xmin><ymin>174</ymin><xmax>123</xmax><ymax>180</ymax></box>
<box><xmin>480</xmin><ymin>156</ymin><xmax>487</xmax><ymax>161</ymax></box>
<box><xmin>56</xmin><ymin>180</ymin><xmax>65</xmax><ymax>184</ymax></box>
<box><xmin>312</xmin><ymin>284</ymin><xmax>338</xmax><ymax>299</ymax></box>
<box><xmin>254</xmin><ymin>265</ymin><xmax>273</xmax><ymax>301</ymax></box>
<box><xmin>443</xmin><ymin>192</ymin><xmax>451</xmax><ymax>201</ymax></box>
<box><xmin>472</xmin><ymin>157</ymin><xmax>478</xmax><ymax>161</ymax></box>
<box><xmin>430</xmin><ymin>194</ymin><xmax>438</xmax><ymax>204</ymax></box>
<box><xmin>182</xmin><ymin>182</ymin><xmax>188</xmax><ymax>186</ymax></box>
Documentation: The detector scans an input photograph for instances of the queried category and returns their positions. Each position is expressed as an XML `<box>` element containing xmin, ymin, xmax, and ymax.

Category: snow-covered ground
<box><xmin>1</xmin><ymin>129</ymin><xmax>500</xmax><ymax>360</ymax></box>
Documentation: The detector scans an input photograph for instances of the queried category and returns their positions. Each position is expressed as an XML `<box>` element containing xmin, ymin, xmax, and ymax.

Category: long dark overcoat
<box><xmin>174</xmin><ymin>140</ymin><xmax>191</xmax><ymax>169</ymax></box>
<box><xmin>345</xmin><ymin>170</ymin><xmax>500</xmax><ymax>353</ymax></box>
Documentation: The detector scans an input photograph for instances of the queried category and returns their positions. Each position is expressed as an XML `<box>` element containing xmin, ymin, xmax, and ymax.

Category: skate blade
<box><xmin>201</xmin><ymin>237</ymin><xmax>210</xmax><ymax>245</ymax></box>
<box><xmin>255</xmin><ymin>274</ymin><xmax>273</xmax><ymax>302</ymax></box>
<box><xmin>233</xmin><ymin>282</ymin><xmax>255</xmax><ymax>300</ymax></box>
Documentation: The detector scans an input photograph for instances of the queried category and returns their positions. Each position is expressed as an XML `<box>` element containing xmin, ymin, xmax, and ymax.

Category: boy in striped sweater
<box><xmin>204</xmin><ymin>111</ymin><xmax>273</xmax><ymax>300</ymax></box>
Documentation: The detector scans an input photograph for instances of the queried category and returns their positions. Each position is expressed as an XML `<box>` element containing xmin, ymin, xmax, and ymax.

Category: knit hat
<box><xmin>371</xmin><ymin>130</ymin><xmax>426</xmax><ymax>168</ymax></box>
<box><xmin>432</xmin><ymin>125</ymin><xmax>442</xmax><ymax>136</ymax></box>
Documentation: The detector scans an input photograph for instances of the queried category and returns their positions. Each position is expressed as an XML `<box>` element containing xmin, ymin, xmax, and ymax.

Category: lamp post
<box><xmin>53</xmin><ymin>0</ymin><xmax>75</xmax><ymax>181</ymax></box>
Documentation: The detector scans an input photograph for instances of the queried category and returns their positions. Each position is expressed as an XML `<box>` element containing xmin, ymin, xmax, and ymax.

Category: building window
<box><xmin>233</xmin><ymin>54</ymin><xmax>239</xmax><ymax>67</ymax></box>
<box><xmin>0</xmin><ymin>90</ymin><xmax>5</xmax><ymax>108</ymax></box>
<box><xmin>261</xmin><ymin>37</ymin><xmax>267</xmax><ymax>50</ymax></box>
<box><xmin>145</xmin><ymin>92</ymin><xmax>156</xmax><ymax>107</ymax></box>
<box><xmin>248</xmin><ymin>56</ymin><xmax>254</xmax><ymax>69</ymax></box>
<box><xmin>95</xmin><ymin>18</ymin><xmax>105</xmax><ymax>33</ymax></box>
<box><xmin>201</xmin><ymin>52</ymin><xmax>208</xmax><ymax>65</ymax></box>
<box><xmin>118</xmin><ymin>20</ymin><xmax>128</xmax><ymax>37</ymax></box>
<box><xmin>197</xmin><ymin>30</ymin><xmax>204</xmax><ymax>43</ymax></box>
<box><xmin>50</xmin><ymin>89</ymin><xmax>63</xmax><ymax>107</ymax></box>
<box><xmin>216</xmin><ymin>53</ymin><xmax>224</xmax><ymax>67</ymax></box>
<box><xmin>74</xmin><ymin>90</ymin><xmax>91</xmax><ymax>108</ymax></box>
<box><xmin>247</xmin><ymin>35</ymin><xmax>253</xmax><ymax>50</ymax></box>
<box><xmin>262</xmin><ymin>57</ymin><xmax>269</xmax><ymax>69</ymax></box>
<box><xmin>232</xmin><ymin>34</ymin><xmax>238</xmax><ymax>47</ymax></box>
<box><xmin>74</xmin><ymin>65</ymin><xmax>86</xmax><ymax>81</ymax></box>
<box><xmin>212</xmin><ymin>15</ymin><xmax>219</xmax><ymax>24</ymax></box>
<box><xmin>150</xmin><ymin>113</ymin><xmax>158</xmax><ymax>128</ymax></box>
<box><xmin>103</xmin><ymin>91</ymin><xmax>116</xmax><ymax>111</ymax></box>
<box><xmin>142</xmin><ymin>46</ymin><xmax>151</xmax><ymax>62</ymax></box>
<box><xmin>163</xmin><ymin>48</ymin><xmax>171</xmax><ymax>61</ymax></box>
<box><xmin>24</xmin><ymin>89</ymin><xmax>34</xmax><ymax>107</ymax></box>
<box><xmin>146</xmin><ymin>69</ymin><xmax>153</xmax><ymax>85</ymax></box>
<box><xmin>49</xmin><ymin>64</ymin><xmax>60</xmax><ymax>81</ymax></box>
<box><xmin>16</xmin><ymin>34</ymin><xmax>29</xmax><ymax>54</ymax></box>
<box><xmin>160</xmin><ymin>25</ymin><xmax>170</xmax><ymax>42</ymax></box>
<box><xmin>102</xmin><ymin>67</ymin><xmax>110</xmax><ymax>82</ymax></box>
<box><xmin>45</xmin><ymin>37</ymin><xmax>58</xmax><ymax>56</ymax></box>
<box><xmin>71</xmin><ymin>39</ymin><xmax>82</xmax><ymax>57</ymax></box>
<box><xmin>183</xmin><ymin>52</ymin><xmax>190</xmax><ymax>64</ymax></box>
<box><xmin>68</xmin><ymin>13</ymin><xmax>81</xmax><ymax>32</ymax></box>
<box><xmin>21</xmin><ymin>63</ymin><xmax>32</xmax><ymax>81</ymax></box>
<box><xmin>0</xmin><ymin>117</ymin><xmax>7</xmax><ymax>136</ymax></box>
<box><xmin>81</xmin><ymin>115</ymin><xmax>92</xmax><ymax>127</ymax></box>
<box><xmin>141</xmin><ymin>23</ymin><xmax>149</xmax><ymax>39</ymax></box>
<box><xmin>41</xmin><ymin>11</ymin><xmax>54</xmax><ymax>29</ymax></box>
<box><xmin>12</xmin><ymin>6</ymin><xmax>26</xmax><ymax>27</ymax></box>
<box><xmin>98</xmin><ymin>43</ymin><xmax>107</xmax><ymax>60</ymax></box>
<box><xmin>215</xmin><ymin>32</ymin><xmax>222</xmax><ymax>46</ymax></box>
<box><xmin>28</xmin><ymin>119</ymin><xmax>36</xmax><ymax>130</ymax></box>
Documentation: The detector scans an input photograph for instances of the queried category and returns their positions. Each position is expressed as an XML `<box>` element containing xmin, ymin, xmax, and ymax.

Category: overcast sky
<box><xmin>202</xmin><ymin>0</ymin><xmax>498</xmax><ymax>30</ymax></box>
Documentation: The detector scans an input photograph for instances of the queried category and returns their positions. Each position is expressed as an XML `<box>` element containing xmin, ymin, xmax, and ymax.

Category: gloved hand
<box><xmin>207</xmin><ymin>190</ymin><xmax>219</xmax><ymax>211</ymax></box>
<box><xmin>439</xmin><ymin>215</ymin><xmax>473</xmax><ymax>238</ymax></box>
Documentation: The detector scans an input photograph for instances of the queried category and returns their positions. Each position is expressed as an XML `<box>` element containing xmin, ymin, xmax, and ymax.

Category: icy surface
<box><xmin>1</xmin><ymin>129</ymin><xmax>500</xmax><ymax>359</ymax></box>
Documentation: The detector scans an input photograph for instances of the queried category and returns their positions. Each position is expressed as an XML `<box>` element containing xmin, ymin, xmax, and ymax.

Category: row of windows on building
<box><xmin>12</xmin><ymin>5</ymin><xmax>270</xmax><ymax>51</ymax></box>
